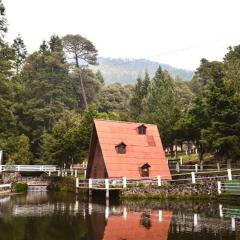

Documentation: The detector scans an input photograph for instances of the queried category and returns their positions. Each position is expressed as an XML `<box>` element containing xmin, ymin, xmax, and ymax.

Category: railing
<box><xmin>0</xmin><ymin>183</ymin><xmax>11</xmax><ymax>190</ymax></box>
<box><xmin>0</xmin><ymin>165</ymin><xmax>57</xmax><ymax>172</ymax></box>
<box><xmin>218</xmin><ymin>180</ymin><xmax>240</xmax><ymax>195</ymax></box>
<box><xmin>76</xmin><ymin>168</ymin><xmax>240</xmax><ymax>196</ymax></box>
<box><xmin>169</xmin><ymin>162</ymin><xmax>239</xmax><ymax>173</ymax></box>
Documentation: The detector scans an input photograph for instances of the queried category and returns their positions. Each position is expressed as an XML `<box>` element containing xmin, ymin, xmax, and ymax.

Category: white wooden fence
<box><xmin>0</xmin><ymin>165</ymin><xmax>57</xmax><ymax>173</ymax></box>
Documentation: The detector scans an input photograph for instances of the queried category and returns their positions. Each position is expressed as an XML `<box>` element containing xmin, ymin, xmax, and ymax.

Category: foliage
<box><xmin>9</xmin><ymin>134</ymin><xmax>32</xmax><ymax>164</ymax></box>
<box><xmin>13</xmin><ymin>183</ymin><xmax>28</xmax><ymax>192</ymax></box>
<box><xmin>140</xmin><ymin>67</ymin><xmax>181</xmax><ymax>146</ymax></box>
<box><xmin>62</xmin><ymin>34</ymin><xmax>98</xmax><ymax>109</ymax></box>
<box><xmin>1</xmin><ymin>1</ymin><xmax>240</xmax><ymax>165</ymax></box>
<box><xmin>48</xmin><ymin>177</ymin><xmax>75</xmax><ymax>192</ymax></box>
<box><xmin>11</xmin><ymin>35</ymin><xmax>27</xmax><ymax>74</ymax></box>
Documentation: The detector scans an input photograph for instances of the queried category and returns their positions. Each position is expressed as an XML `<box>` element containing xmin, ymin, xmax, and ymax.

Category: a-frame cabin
<box><xmin>86</xmin><ymin>119</ymin><xmax>171</xmax><ymax>179</ymax></box>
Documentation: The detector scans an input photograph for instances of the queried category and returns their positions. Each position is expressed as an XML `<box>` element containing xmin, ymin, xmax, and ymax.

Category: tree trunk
<box><xmin>78</xmin><ymin>69</ymin><xmax>88</xmax><ymax>110</ymax></box>
<box><xmin>75</xmin><ymin>54</ymin><xmax>88</xmax><ymax>110</ymax></box>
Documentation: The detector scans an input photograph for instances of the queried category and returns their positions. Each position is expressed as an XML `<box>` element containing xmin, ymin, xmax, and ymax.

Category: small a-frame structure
<box><xmin>86</xmin><ymin>119</ymin><xmax>171</xmax><ymax>179</ymax></box>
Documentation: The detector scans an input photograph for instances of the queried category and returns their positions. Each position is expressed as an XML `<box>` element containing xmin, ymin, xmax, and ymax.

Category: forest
<box><xmin>1</xmin><ymin>0</ymin><xmax>240</xmax><ymax>166</ymax></box>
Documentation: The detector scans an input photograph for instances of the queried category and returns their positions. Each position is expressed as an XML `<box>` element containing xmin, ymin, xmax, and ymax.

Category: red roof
<box><xmin>91</xmin><ymin>119</ymin><xmax>171</xmax><ymax>179</ymax></box>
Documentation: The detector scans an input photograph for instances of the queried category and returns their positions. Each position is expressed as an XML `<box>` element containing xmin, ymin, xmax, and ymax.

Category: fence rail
<box><xmin>76</xmin><ymin>167</ymin><xmax>240</xmax><ymax>197</ymax></box>
<box><xmin>0</xmin><ymin>165</ymin><xmax>57</xmax><ymax>172</ymax></box>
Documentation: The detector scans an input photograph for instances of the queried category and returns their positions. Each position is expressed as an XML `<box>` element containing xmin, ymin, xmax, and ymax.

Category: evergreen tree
<box><xmin>62</xmin><ymin>34</ymin><xmax>98</xmax><ymax>110</ymax></box>
<box><xmin>202</xmin><ymin>61</ymin><xmax>240</xmax><ymax>160</ymax></box>
<box><xmin>19</xmin><ymin>37</ymin><xmax>76</xmax><ymax>159</ymax></box>
<box><xmin>130</xmin><ymin>71</ymin><xmax>150</xmax><ymax>120</ymax></box>
<box><xmin>11</xmin><ymin>35</ymin><xmax>27</xmax><ymax>75</ymax></box>
<box><xmin>141</xmin><ymin>67</ymin><xmax>180</xmax><ymax>146</ymax></box>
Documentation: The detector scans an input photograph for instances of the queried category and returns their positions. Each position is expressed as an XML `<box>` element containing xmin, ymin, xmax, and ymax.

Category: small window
<box><xmin>141</xmin><ymin>163</ymin><xmax>150</xmax><ymax>177</ymax></box>
<box><xmin>116</xmin><ymin>142</ymin><xmax>126</xmax><ymax>154</ymax></box>
<box><xmin>138</xmin><ymin>124</ymin><xmax>147</xmax><ymax>135</ymax></box>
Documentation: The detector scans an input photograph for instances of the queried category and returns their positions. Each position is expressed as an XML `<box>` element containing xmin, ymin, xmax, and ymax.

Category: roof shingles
<box><xmin>94</xmin><ymin>119</ymin><xmax>171</xmax><ymax>179</ymax></box>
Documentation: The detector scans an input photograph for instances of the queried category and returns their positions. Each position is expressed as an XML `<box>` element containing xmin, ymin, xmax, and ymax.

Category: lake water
<box><xmin>0</xmin><ymin>192</ymin><xmax>239</xmax><ymax>240</ymax></box>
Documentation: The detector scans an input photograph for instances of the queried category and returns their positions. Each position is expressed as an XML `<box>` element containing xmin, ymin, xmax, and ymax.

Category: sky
<box><xmin>4</xmin><ymin>0</ymin><xmax>240</xmax><ymax>70</ymax></box>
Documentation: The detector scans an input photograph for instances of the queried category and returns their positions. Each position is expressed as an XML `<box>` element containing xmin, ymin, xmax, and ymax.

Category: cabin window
<box><xmin>141</xmin><ymin>163</ymin><xmax>150</xmax><ymax>177</ymax></box>
<box><xmin>116</xmin><ymin>142</ymin><xmax>126</xmax><ymax>154</ymax></box>
<box><xmin>138</xmin><ymin>124</ymin><xmax>147</xmax><ymax>135</ymax></box>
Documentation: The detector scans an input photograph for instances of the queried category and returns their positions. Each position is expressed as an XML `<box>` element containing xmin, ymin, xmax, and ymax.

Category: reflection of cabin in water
<box><xmin>86</xmin><ymin>208</ymin><xmax>172</xmax><ymax>240</ymax></box>
<box><xmin>86</xmin><ymin>119</ymin><xmax>171</xmax><ymax>179</ymax></box>
<box><xmin>103</xmin><ymin>211</ymin><xmax>172</xmax><ymax>240</ymax></box>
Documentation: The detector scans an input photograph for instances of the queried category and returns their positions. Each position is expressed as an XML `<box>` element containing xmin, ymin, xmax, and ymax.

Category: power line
<box><xmin>145</xmin><ymin>40</ymin><xmax>222</xmax><ymax>59</ymax></box>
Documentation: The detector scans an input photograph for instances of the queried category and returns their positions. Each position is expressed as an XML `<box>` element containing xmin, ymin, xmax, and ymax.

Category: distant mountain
<box><xmin>92</xmin><ymin>57</ymin><xmax>194</xmax><ymax>84</ymax></box>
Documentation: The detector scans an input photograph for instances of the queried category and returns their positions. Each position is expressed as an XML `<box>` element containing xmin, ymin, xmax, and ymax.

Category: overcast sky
<box><xmin>4</xmin><ymin>0</ymin><xmax>240</xmax><ymax>70</ymax></box>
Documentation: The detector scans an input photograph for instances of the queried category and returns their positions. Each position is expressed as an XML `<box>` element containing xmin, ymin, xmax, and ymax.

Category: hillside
<box><xmin>92</xmin><ymin>57</ymin><xmax>194</xmax><ymax>84</ymax></box>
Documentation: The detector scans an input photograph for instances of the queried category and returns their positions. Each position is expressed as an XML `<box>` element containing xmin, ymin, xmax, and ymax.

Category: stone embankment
<box><xmin>121</xmin><ymin>180</ymin><xmax>218</xmax><ymax>199</ymax></box>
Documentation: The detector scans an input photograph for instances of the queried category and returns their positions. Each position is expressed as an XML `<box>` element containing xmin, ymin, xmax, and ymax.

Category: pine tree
<box><xmin>142</xmin><ymin>66</ymin><xmax>180</xmax><ymax>146</ymax></box>
<box><xmin>202</xmin><ymin>61</ymin><xmax>240</xmax><ymax>160</ymax></box>
<box><xmin>18</xmin><ymin>36</ymin><xmax>77</xmax><ymax>159</ymax></box>
<box><xmin>130</xmin><ymin>71</ymin><xmax>150</xmax><ymax>120</ymax></box>
<box><xmin>11</xmin><ymin>35</ymin><xmax>27</xmax><ymax>74</ymax></box>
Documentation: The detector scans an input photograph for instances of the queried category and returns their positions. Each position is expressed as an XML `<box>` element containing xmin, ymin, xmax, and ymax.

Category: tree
<box><xmin>41</xmin><ymin>110</ymin><xmax>82</xmax><ymax>166</ymax></box>
<box><xmin>11</xmin><ymin>35</ymin><xmax>27</xmax><ymax>74</ymax></box>
<box><xmin>141</xmin><ymin>67</ymin><xmax>180</xmax><ymax>146</ymax></box>
<box><xmin>9</xmin><ymin>134</ymin><xmax>32</xmax><ymax>164</ymax></box>
<box><xmin>0</xmin><ymin>0</ymin><xmax>7</xmax><ymax>34</ymax></box>
<box><xmin>71</xmin><ymin>68</ymin><xmax>103</xmax><ymax>109</ymax></box>
<box><xmin>130</xmin><ymin>71</ymin><xmax>150</xmax><ymax>120</ymax></box>
<box><xmin>19</xmin><ymin>36</ymin><xmax>76</xmax><ymax>158</ymax></box>
<box><xmin>97</xmin><ymin>83</ymin><xmax>133</xmax><ymax>117</ymax></box>
<box><xmin>95</xmin><ymin>70</ymin><xmax>104</xmax><ymax>85</ymax></box>
<box><xmin>201</xmin><ymin>61</ymin><xmax>240</xmax><ymax>160</ymax></box>
<box><xmin>62</xmin><ymin>34</ymin><xmax>98</xmax><ymax>110</ymax></box>
<box><xmin>0</xmin><ymin>0</ymin><xmax>16</xmax><ymax>149</ymax></box>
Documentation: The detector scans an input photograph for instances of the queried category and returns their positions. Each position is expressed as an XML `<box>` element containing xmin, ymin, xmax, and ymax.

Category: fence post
<box><xmin>76</xmin><ymin>178</ymin><xmax>79</xmax><ymax>188</ymax></box>
<box><xmin>194</xmin><ymin>213</ymin><xmax>198</xmax><ymax>227</ymax></box>
<box><xmin>200</xmin><ymin>161</ymin><xmax>203</xmax><ymax>171</ymax></box>
<box><xmin>89</xmin><ymin>178</ymin><xmax>92</xmax><ymax>189</ymax></box>
<box><xmin>217</xmin><ymin>163</ymin><xmax>220</xmax><ymax>172</ymax></box>
<box><xmin>191</xmin><ymin>172</ymin><xmax>196</xmax><ymax>184</ymax></box>
<box><xmin>219</xmin><ymin>204</ymin><xmax>223</xmax><ymax>218</ymax></box>
<box><xmin>122</xmin><ymin>177</ymin><xmax>127</xmax><ymax>188</ymax></box>
<box><xmin>180</xmin><ymin>157</ymin><xmax>183</xmax><ymax>165</ymax></box>
<box><xmin>89</xmin><ymin>178</ymin><xmax>92</xmax><ymax>197</ymax></box>
<box><xmin>217</xmin><ymin>181</ymin><xmax>221</xmax><ymax>194</ymax></box>
<box><xmin>195</xmin><ymin>164</ymin><xmax>198</xmax><ymax>173</ymax></box>
<box><xmin>48</xmin><ymin>171</ymin><xmax>51</xmax><ymax>176</ymax></box>
<box><xmin>176</xmin><ymin>162</ymin><xmax>180</xmax><ymax>173</ymax></box>
<box><xmin>105</xmin><ymin>179</ymin><xmax>109</xmax><ymax>199</ymax></box>
<box><xmin>57</xmin><ymin>170</ymin><xmax>60</xmax><ymax>176</ymax></box>
<box><xmin>75</xmin><ymin>169</ymin><xmax>77</xmax><ymax>178</ymax></box>
<box><xmin>17</xmin><ymin>165</ymin><xmax>20</xmax><ymax>171</ymax></box>
<box><xmin>231</xmin><ymin>217</ymin><xmax>236</xmax><ymax>231</ymax></box>
<box><xmin>227</xmin><ymin>168</ymin><xmax>232</xmax><ymax>181</ymax></box>
<box><xmin>157</xmin><ymin>175</ymin><xmax>162</xmax><ymax>187</ymax></box>
<box><xmin>0</xmin><ymin>165</ymin><xmax>2</xmax><ymax>173</ymax></box>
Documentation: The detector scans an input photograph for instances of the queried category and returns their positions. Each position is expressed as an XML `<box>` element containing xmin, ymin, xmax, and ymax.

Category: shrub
<box><xmin>14</xmin><ymin>183</ymin><xmax>28</xmax><ymax>192</ymax></box>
